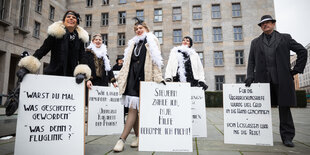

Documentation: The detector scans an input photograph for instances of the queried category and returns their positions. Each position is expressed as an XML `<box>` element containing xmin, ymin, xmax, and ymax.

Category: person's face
<box><xmin>63</xmin><ymin>13</ymin><xmax>78</xmax><ymax>29</ymax></box>
<box><xmin>92</xmin><ymin>36</ymin><xmax>102</xmax><ymax>48</ymax></box>
<box><xmin>117</xmin><ymin>59</ymin><xmax>123</xmax><ymax>65</ymax></box>
<box><xmin>260</xmin><ymin>21</ymin><xmax>275</xmax><ymax>34</ymax></box>
<box><xmin>182</xmin><ymin>38</ymin><xmax>191</xmax><ymax>47</ymax></box>
<box><xmin>135</xmin><ymin>25</ymin><xmax>146</xmax><ymax>36</ymax></box>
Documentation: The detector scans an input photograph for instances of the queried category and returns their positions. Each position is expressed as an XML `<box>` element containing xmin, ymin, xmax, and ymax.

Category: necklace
<box><xmin>134</xmin><ymin>39</ymin><xmax>145</xmax><ymax>57</ymax></box>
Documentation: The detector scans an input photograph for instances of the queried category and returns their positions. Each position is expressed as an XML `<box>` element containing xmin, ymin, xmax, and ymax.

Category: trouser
<box><xmin>270</xmin><ymin>83</ymin><xmax>295</xmax><ymax>142</ymax></box>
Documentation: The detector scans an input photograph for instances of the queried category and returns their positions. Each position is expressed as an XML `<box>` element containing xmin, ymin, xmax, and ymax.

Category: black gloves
<box><xmin>75</xmin><ymin>73</ymin><xmax>86</xmax><ymax>84</ymax></box>
<box><xmin>290</xmin><ymin>70</ymin><xmax>298</xmax><ymax>76</ymax></box>
<box><xmin>16</xmin><ymin>67</ymin><xmax>30</xmax><ymax>82</ymax></box>
<box><xmin>165</xmin><ymin>78</ymin><xmax>172</xmax><ymax>82</ymax></box>
<box><xmin>160</xmin><ymin>80</ymin><xmax>166</xmax><ymax>85</ymax></box>
<box><xmin>198</xmin><ymin>81</ymin><xmax>208</xmax><ymax>90</ymax></box>
<box><xmin>245</xmin><ymin>77</ymin><xmax>254</xmax><ymax>87</ymax></box>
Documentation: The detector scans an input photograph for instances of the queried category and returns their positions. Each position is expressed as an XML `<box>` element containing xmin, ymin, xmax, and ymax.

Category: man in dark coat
<box><xmin>245</xmin><ymin>15</ymin><xmax>307</xmax><ymax>147</ymax></box>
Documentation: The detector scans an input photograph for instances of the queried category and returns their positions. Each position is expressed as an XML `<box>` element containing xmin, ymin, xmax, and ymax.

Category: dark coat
<box><xmin>247</xmin><ymin>31</ymin><xmax>307</xmax><ymax>106</ymax></box>
<box><xmin>85</xmin><ymin>49</ymin><xmax>115</xmax><ymax>86</ymax></box>
<box><xmin>33</xmin><ymin>21</ymin><xmax>89</xmax><ymax>77</ymax></box>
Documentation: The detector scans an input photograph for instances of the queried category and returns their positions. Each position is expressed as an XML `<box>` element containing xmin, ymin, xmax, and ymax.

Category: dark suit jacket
<box><xmin>247</xmin><ymin>31</ymin><xmax>307</xmax><ymax>106</ymax></box>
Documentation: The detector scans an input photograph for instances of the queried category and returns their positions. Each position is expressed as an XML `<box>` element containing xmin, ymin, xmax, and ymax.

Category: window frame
<box><xmin>173</xmin><ymin>29</ymin><xmax>182</xmax><ymax>44</ymax></box>
<box><xmin>154</xmin><ymin>8</ymin><xmax>163</xmax><ymax>22</ymax></box>
<box><xmin>213</xmin><ymin>27</ymin><xmax>223</xmax><ymax>42</ymax></box>
<box><xmin>214</xmin><ymin>51</ymin><xmax>224</xmax><ymax>66</ymax></box>
<box><xmin>172</xmin><ymin>7</ymin><xmax>182</xmax><ymax>21</ymax></box>
<box><xmin>192</xmin><ymin>5</ymin><xmax>202</xmax><ymax>20</ymax></box>
<box><xmin>211</xmin><ymin>4</ymin><xmax>221</xmax><ymax>19</ymax></box>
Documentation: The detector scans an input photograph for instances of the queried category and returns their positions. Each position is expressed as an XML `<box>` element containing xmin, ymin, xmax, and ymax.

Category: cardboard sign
<box><xmin>14</xmin><ymin>74</ymin><xmax>85</xmax><ymax>155</ymax></box>
<box><xmin>223</xmin><ymin>84</ymin><xmax>273</xmax><ymax>146</ymax></box>
<box><xmin>191</xmin><ymin>87</ymin><xmax>207</xmax><ymax>137</ymax></box>
<box><xmin>139</xmin><ymin>82</ymin><xmax>193</xmax><ymax>152</ymax></box>
<box><xmin>87</xmin><ymin>86</ymin><xmax>124</xmax><ymax>135</ymax></box>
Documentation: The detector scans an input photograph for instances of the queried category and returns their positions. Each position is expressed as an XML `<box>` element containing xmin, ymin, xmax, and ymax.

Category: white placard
<box><xmin>223</xmin><ymin>84</ymin><xmax>273</xmax><ymax>146</ymax></box>
<box><xmin>139</xmin><ymin>82</ymin><xmax>193</xmax><ymax>152</ymax></box>
<box><xmin>191</xmin><ymin>87</ymin><xmax>207</xmax><ymax>137</ymax></box>
<box><xmin>14</xmin><ymin>74</ymin><xmax>85</xmax><ymax>155</ymax></box>
<box><xmin>87</xmin><ymin>86</ymin><xmax>124</xmax><ymax>135</ymax></box>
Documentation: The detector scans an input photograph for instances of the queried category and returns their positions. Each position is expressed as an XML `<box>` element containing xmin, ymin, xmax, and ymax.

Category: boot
<box><xmin>113</xmin><ymin>139</ymin><xmax>125</xmax><ymax>152</ymax></box>
<box><xmin>130</xmin><ymin>137</ymin><xmax>139</xmax><ymax>148</ymax></box>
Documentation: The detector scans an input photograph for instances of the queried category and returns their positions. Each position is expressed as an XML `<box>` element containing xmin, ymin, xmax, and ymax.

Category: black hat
<box><xmin>116</xmin><ymin>55</ymin><xmax>124</xmax><ymax>62</ymax></box>
<box><xmin>258</xmin><ymin>15</ymin><xmax>276</xmax><ymax>26</ymax></box>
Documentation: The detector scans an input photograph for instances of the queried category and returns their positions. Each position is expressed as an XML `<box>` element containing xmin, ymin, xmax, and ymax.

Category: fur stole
<box><xmin>47</xmin><ymin>21</ymin><xmax>89</xmax><ymax>43</ymax></box>
<box><xmin>87</xmin><ymin>42</ymin><xmax>111</xmax><ymax>71</ymax></box>
<box><xmin>123</xmin><ymin>32</ymin><xmax>163</xmax><ymax>68</ymax></box>
<box><xmin>173</xmin><ymin>45</ymin><xmax>196</xmax><ymax>82</ymax></box>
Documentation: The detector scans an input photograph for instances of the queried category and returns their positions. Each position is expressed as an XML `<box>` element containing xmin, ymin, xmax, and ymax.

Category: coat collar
<box><xmin>47</xmin><ymin>21</ymin><xmax>89</xmax><ymax>43</ymax></box>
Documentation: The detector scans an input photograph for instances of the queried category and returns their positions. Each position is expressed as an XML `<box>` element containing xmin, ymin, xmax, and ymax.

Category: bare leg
<box><xmin>120</xmin><ymin>108</ymin><xmax>138</xmax><ymax>140</ymax></box>
<box><xmin>133</xmin><ymin>114</ymin><xmax>139</xmax><ymax>137</ymax></box>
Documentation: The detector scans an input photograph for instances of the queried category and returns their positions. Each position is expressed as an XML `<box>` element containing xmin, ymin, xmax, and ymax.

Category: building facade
<box><xmin>0</xmin><ymin>0</ymin><xmax>275</xmax><ymax>104</ymax></box>
<box><xmin>298</xmin><ymin>43</ymin><xmax>310</xmax><ymax>93</ymax></box>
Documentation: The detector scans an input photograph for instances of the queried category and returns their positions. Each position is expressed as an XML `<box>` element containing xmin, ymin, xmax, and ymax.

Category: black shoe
<box><xmin>283</xmin><ymin>140</ymin><xmax>294</xmax><ymax>147</ymax></box>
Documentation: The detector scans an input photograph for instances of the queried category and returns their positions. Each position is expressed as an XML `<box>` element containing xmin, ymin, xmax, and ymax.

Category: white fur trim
<box><xmin>87</xmin><ymin>42</ymin><xmax>111</xmax><ymax>71</ymax></box>
<box><xmin>47</xmin><ymin>21</ymin><xmax>89</xmax><ymax>43</ymax></box>
<box><xmin>18</xmin><ymin>56</ymin><xmax>41</xmax><ymax>73</ymax></box>
<box><xmin>73</xmin><ymin>64</ymin><xmax>91</xmax><ymax>80</ymax></box>
<box><xmin>123</xmin><ymin>32</ymin><xmax>163</xmax><ymax>68</ymax></box>
<box><xmin>76</xmin><ymin>25</ymin><xmax>89</xmax><ymax>43</ymax></box>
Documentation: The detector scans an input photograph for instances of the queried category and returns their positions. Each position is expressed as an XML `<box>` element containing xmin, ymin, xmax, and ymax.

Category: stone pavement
<box><xmin>1</xmin><ymin>107</ymin><xmax>310</xmax><ymax>155</ymax></box>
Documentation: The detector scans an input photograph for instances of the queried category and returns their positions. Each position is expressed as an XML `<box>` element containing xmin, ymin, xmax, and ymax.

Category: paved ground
<box><xmin>1</xmin><ymin>107</ymin><xmax>310</xmax><ymax>155</ymax></box>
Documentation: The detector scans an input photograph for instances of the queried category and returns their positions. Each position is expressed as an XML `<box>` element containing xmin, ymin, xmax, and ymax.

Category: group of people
<box><xmin>15</xmin><ymin>10</ymin><xmax>307</xmax><ymax>152</ymax></box>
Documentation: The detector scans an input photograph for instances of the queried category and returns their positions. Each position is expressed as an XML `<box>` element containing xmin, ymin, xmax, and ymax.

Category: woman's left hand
<box><xmin>112</xmin><ymin>83</ymin><xmax>117</xmax><ymax>88</ymax></box>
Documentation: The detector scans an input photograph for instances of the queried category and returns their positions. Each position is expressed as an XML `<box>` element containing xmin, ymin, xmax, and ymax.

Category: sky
<box><xmin>273</xmin><ymin>0</ymin><xmax>310</xmax><ymax>46</ymax></box>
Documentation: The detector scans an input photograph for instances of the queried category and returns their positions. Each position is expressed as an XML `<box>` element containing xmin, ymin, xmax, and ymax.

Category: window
<box><xmin>101</xmin><ymin>13</ymin><xmax>108</xmax><ymax>26</ymax></box>
<box><xmin>0</xmin><ymin>0</ymin><xmax>9</xmax><ymax>20</ymax></box>
<box><xmin>35</xmin><ymin>0</ymin><xmax>42</xmax><ymax>13</ymax></box>
<box><xmin>215</xmin><ymin>76</ymin><xmax>225</xmax><ymax>91</ymax></box>
<box><xmin>232</xmin><ymin>3</ymin><xmax>241</xmax><ymax>17</ymax></box>
<box><xmin>214</xmin><ymin>51</ymin><xmax>224</xmax><ymax>66</ymax></box>
<box><xmin>86</xmin><ymin>0</ymin><xmax>93</xmax><ymax>7</ymax></box>
<box><xmin>193</xmin><ymin>5</ymin><xmax>202</xmax><ymax>20</ymax></box>
<box><xmin>154</xmin><ymin>30</ymin><xmax>163</xmax><ymax>44</ymax></box>
<box><xmin>33</xmin><ymin>21</ymin><xmax>40</xmax><ymax>38</ymax></box>
<box><xmin>49</xmin><ymin>5</ymin><xmax>55</xmax><ymax>20</ymax></box>
<box><xmin>213</xmin><ymin>27</ymin><xmax>222</xmax><ymax>42</ymax></box>
<box><xmin>194</xmin><ymin>28</ymin><xmax>203</xmax><ymax>42</ymax></box>
<box><xmin>211</xmin><ymin>4</ymin><xmax>221</xmax><ymax>18</ymax></box>
<box><xmin>85</xmin><ymin>14</ymin><xmax>92</xmax><ymax>27</ymax></box>
<box><xmin>235</xmin><ymin>50</ymin><xmax>244</xmax><ymax>65</ymax></box>
<box><xmin>118</xmin><ymin>11</ymin><xmax>126</xmax><ymax>24</ymax></box>
<box><xmin>173</xmin><ymin>29</ymin><xmax>182</xmax><ymax>43</ymax></box>
<box><xmin>102</xmin><ymin>0</ymin><xmax>109</xmax><ymax>5</ymax></box>
<box><xmin>154</xmin><ymin>8</ymin><xmax>162</xmax><ymax>22</ymax></box>
<box><xmin>101</xmin><ymin>34</ymin><xmax>108</xmax><ymax>46</ymax></box>
<box><xmin>119</xmin><ymin>0</ymin><xmax>126</xmax><ymax>4</ymax></box>
<box><xmin>19</xmin><ymin>0</ymin><xmax>27</xmax><ymax>28</ymax></box>
<box><xmin>197</xmin><ymin>51</ymin><xmax>204</xmax><ymax>66</ymax></box>
<box><xmin>118</xmin><ymin>33</ymin><xmax>125</xmax><ymax>46</ymax></box>
<box><xmin>136</xmin><ymin>10</ymin><xmax>144</xmax><ymax>21</ymax></box>
<box><xmin>236</xmin><ymin>75</ymin><xmax>246</xmax><ymax>83</ymax></box>
<box><xmin>172</xmin><ymin>7</ymin><xmax>181</xmax><ymax>21</ymax></box>
<box><xmin>234</xmin><ymin>26</ymin><xmax>243</xmax><ymax>41</ymax></box>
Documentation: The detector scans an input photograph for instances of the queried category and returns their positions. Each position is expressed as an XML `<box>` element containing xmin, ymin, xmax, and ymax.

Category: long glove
<box><xmin>244</xmin><ymin>77</ymin><xmax>254</xmax><ymax>87</ymax></box>
<box><xmin>16</xmin><ymin>67</ymin><xmax>29</xmax><ymax>82</ymax></box>
<box><xmin>75</xmin><ymin>73</ymin><xmax>86</xmax><ymax>84</ymax></box>
<box><xmin>198</xmin><ymin>81</ymin><xmax>208</xmax><ymax>90</ymax></box>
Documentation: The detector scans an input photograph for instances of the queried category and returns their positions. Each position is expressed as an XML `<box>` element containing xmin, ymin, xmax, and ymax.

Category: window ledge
<box><xmin>14</xmin><ymin>26</ymin><xmax>30</xmax><ymax>35</ymax></box>
<box><xmin>235</xmin><ymin>64</ymin><xmax>246</xmax><ymax>67</ymax></box>
<box><xmin>0</xmin><ymin>19</ymin><xmax>11</xmax><ymax>27</ymax></box>
<box><xmin>213</xmin><ymin>41</ymin><xmax>223</xmax><ymax>43</ymax></box>
<box><xmin>234</xmin><ymin>40</ymin><xmax>244</xmax><ymax>42</ymax></box>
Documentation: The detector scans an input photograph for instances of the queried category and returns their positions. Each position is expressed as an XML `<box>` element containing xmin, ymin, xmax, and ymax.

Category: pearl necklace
<box><xmin>134</xmin><ymin>39</ymin><xmax>145</xmax><ymax>57</ymax></box>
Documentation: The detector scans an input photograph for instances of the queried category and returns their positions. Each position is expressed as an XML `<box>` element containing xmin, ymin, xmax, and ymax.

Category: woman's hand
<box><xmin>112</xmin><ymin>83</ymin><xmax>118</xmax><ymax>88</ymax></box>
<box><xmin>87</xmin><ymin>80</ymin><xmax>93</xmax><ymax>89</ymax></box>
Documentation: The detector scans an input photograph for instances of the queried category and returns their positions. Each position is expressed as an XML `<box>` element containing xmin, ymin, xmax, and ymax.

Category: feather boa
<box><xmin>174</xmin><ymin>45</ymin><xmax>196</xmax><ymax>82</ymax></box>
<box><xmin>87</xmin><ymin>42</ymin><xmax>111</xmax><ymax>71</ymax></box>
<box><xmin>123</xmin><ymin>32</ymin><xmax>163</xmax><ymax>68</ymax></box>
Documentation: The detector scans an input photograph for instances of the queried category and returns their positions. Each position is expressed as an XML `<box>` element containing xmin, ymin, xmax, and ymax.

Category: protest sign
<box><xmin>14</xmin><ymin>74</ymin><xmax>85</xmax><ymax>155</ymax></box>
<box><xmin>223</xmin><ymin>83</ymin><xmax>273</xmax><ymax>146</ymax></box>
<box><xmin>139</xmin><ymin>82</ymin><xmax>192</xmax><ymax>152</ymax></box>
<box><xmin>191</xmin><ymin>87</ymin><xmax>207</xmax><ymax>137</ymax></box>
<box><xmin>87</xmin><ymin>86</ymin><xmax>123</xmax><ymax>135</ymax></box>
